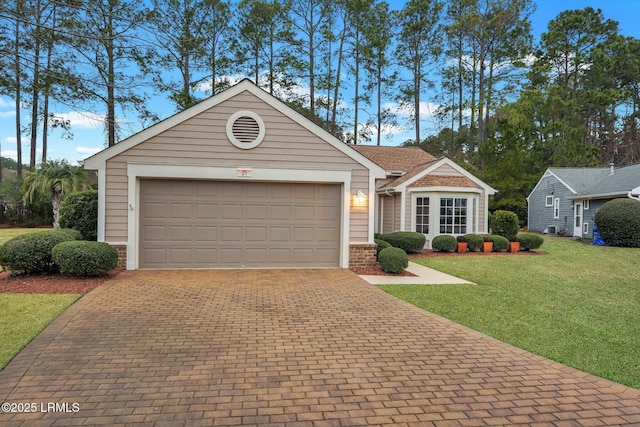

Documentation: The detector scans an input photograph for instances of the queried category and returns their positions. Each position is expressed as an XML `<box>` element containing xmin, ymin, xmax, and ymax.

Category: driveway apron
<box><xmin>1</xmin><ymin>269</ymin><xmax>639</xmax><ymax>426</ymax></box>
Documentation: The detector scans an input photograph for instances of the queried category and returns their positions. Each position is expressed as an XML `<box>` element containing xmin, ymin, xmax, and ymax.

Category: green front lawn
<box><xmin>379</xmin><ymin>236</ymin><xmax>640</xmax><ymax>389</ymax></box>
<box><xmin>0</xmin><ymin>294</ymin><xmax>80</xmax><ymax>368</ymax></box>
<box><xmin>0</xmin><ymin>227</ymin><xmax>79</xmax><ymax>369</ymax></box>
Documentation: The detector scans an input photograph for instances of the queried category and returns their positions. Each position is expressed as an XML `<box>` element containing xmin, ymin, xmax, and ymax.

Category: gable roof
<box><xmin>410</xmin><ymin>175</ymin><xmax>481</xmax><ymax>189</ymax></box>
<box><xmin>538</xmin><ymin>164</ymin><xmax>640</xmax><ymax>199</ymax></box>
<box><xmin>352</xmin><ymin>145</ymin><xmax>496</xmax><ymax>194</ymax></box>
<box><xmin>83</xmin><ymin>79</ymin><xmax>385</xmax><ymax>178</ymax></box>
<box><xmin>351</xmin><ymin>145</ymin><xmax>437</xmax><ymax>172</ymax></box>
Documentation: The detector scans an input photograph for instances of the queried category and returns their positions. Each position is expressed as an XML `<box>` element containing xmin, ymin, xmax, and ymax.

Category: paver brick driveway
<box><xmin>1</xmin><ymin>269</ymin><xmax>639</xmax><ymax>426</ymax></box>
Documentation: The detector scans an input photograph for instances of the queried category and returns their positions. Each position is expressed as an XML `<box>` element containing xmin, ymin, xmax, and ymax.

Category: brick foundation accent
<box><xmin>111</xmin><ymin>244</ymin><xmax>127</xmax><ymax>269</ymax></box>
<box><xmin>349</xmin><ymin>243</ymin><xmax>377</xmax><ymax>268</ymax></box>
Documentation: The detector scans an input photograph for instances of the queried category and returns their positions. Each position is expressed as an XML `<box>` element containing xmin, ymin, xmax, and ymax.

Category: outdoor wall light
<box><xmin>356</xmin><ymin>190</ymin><xmax>366</xmax><ymax>204</ymax></box>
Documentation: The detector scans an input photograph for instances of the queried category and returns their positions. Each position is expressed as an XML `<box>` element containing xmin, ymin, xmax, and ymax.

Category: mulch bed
<box><xmin>0</xmin><ymin>270</ymin><xmax>121</xmax><ymax>294</ymax></box>
<box><xmin>352</xmin><ymin>249</ymin><xmax>546</xmax><ymax>277</ymax></box>
<box><xmin>409</xmin><ymin>249</ymin><xmax>547</xmax><ymax>258</ymax></box>
<box><xmin>350</xmin><ymin>265</ymin><xmax>417</xmax><ymax>276</ymax></box>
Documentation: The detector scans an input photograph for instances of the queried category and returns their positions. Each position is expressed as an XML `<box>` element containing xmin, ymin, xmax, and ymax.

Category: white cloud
<box><xmin>1</xmin><ymin>137</ymin><xmax>17</xmax><ymax>145</ymax></box>
<box><xmin>0</xmin><ymin>98</ymin><xmax>13</xmax><ymax>108</ymax></box>
<box><xmin>53</xmin><ymin>111</ymin><xmax>104</xmax><ymax>130</ymax></box>
<box><xmin>1</xmin><ymin>150</ymin><xmax>17</xmax><ymax>161</ymax></box>
<box><xmin>76</xmin><ymin>146</ymin><xmax>101</xmax><ymax>155</ymax></box>
<box><xmin>0</xmin><ymin>111</ymin><xmax>16</xmax><ymax>119</ymax></box>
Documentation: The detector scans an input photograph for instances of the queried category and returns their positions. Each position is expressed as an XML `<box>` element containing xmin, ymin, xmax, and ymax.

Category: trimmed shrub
<box><xmin>463</xmin><ymin>233</ymin><xmax>483</xmax><ymax>252</ymax></box>
<box><xmin>374</xmin><ymin>238</ymin><xmax>392</xmax><ymax>258</ymax></box>
<box><xmin>489</xmin><ymin>235</ymin><xmax>510</xmax><ymax>251</ymax></box>
<box><xmin>0</xmin><ymin>230</ymin><xmax>77</xmax><ymax>274</ymax></box>
<box><xmin>52</xmin><ymin>241</ymin><xmax>118</xmax><ymax>276</ymax></box>
<box><xmin>378</xmin><ymin>247</ymin><xmax>409</xmax><ymax>274</ymax></box>
<box><xmin>594</xmin><ymin>198</ymin><xmax>640</xmax><ymax>247</ymax></box>
<box><xmin>59</xmin><ymin>190</ymin><xmax>98</xmax><ymax>241</ymax></box>
<box><xmin>491</xmin><ymin>210</ymin><xmax>520</xmax><ymax>239</ymax></box>
<box><xmin>517</xmin><ymin>233</ymin><xmax>544</xmax><ymax>251</ymax></box>
<box><xmin>456</xmin><ymin>235</ymin><xmax>467</xmax><ymax>243</ymax></box>
<box><xmin>432</xmin><ymin>235</ymin><xmax>456</xmax><ymax>252</ymax></box>
<box><xmin>380</xmin><ymin>231</ymin><xmax>426</xmax><ymax>253</ymax></box>
<box><xmin>59</xmin><ymin>228</ymin><xmax>83</xmax><ymax>241</ymax></box>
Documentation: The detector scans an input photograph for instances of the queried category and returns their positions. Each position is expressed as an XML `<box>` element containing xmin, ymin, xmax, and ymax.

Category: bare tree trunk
<box><xmin>14</xmin><ymin>2</ymin><xmax>23</xmax><ymax>177</ymax></box>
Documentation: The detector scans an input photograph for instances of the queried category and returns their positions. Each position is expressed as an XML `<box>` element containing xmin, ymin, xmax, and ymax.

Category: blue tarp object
<box><xmin>591</xmin><ymin>226</ymin><xmax>607</xmax><ymax>246</ymax></box>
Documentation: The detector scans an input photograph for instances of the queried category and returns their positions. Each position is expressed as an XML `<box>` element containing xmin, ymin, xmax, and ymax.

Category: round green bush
<box><xmin>52</xmin><ymin>241</ymin><xmax>118</xmax><ymax>276</ymax></box>
<box><xmin>463</xmin><ymin>233</ymin><xmax>483</xmax><ymax>251</ymax></box>
<box><xmin>58</xmin><ymin>228</ymin><xmax>83</xmax><ymax>241</ymax></box>
<box><xmin>380</xmin><ymin>231</ymin><xmax>426</xmax><ymax>253</ymax></box>
<box><xmin>594</xmin><ymin>198</ymin><xmax>640</xmax><ymax>247</ymax></box>
<box><xmin>432</xmin><ymin>235</ymin><xmax>456</xmax><ymax>252</ymax></box>
<box><xmin>491</xmin><ymin>210</ymin><xmax>520</xmax><ymax>239</ymax></box>
<box><xmin>374</xmin><ymin>238</ymin><xmax>392</xmax><ymax>258</ymax></box>
<box><xmin>0</xmin><ymin>230</ymin><xmax>78</xmax><ymax>274</ymax></box>
<box><xmin>59</xmin><ymin>190</ymin><xmax>98</xmax><ymax>241</ymax></box>
<box><xmin>489</xmin><ymin>235</ymin><xmax>510</xmax><ymax>251</ymax></box>
<box><xmin>378</xmin><ymin>247</ymin><xmax>409</xmax><ymax>274</ymax></box>
<box><xmin>517</xmin><ymin>233</ymin><xmax>544</xmax><ymax>251</ymax></box>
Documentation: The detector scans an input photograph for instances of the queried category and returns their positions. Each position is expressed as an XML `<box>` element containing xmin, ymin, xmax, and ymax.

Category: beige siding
<box><xmin>103</xmin><ymin>90</ymin><xmax>370</xmax><ymax>243</ymax></box>
<box><xmin>381</xmin><ymin>194</ymin><xmax>399</xmax><ymax>233</ymax></box>
<box><xmin>431</xmin><ymin>163</ymin><xmax>459</xmax><ymax>176</ymax></box>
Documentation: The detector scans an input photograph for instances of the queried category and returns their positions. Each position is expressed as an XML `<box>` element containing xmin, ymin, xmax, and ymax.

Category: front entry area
<box><xmin>139</xmin><ymin>179</ymin><xmax>341</xmax><ymax>268</ymax></box>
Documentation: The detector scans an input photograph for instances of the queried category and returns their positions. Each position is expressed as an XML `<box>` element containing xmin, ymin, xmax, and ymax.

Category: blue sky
<box><xmin>2</xmin><ymin>0</ymin><xmax>640</xmax><ymax>165</ymax></box>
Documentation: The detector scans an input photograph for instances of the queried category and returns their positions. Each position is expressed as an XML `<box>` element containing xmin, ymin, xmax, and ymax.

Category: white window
<box><xmin>440</xmin><ymin>197</ymin><xmax>467</xmax><ymax>234</ymax></box>
<box><xmin>584</xmin><ymin>199</ymin><xmax>590</xmax><ymax>210</ymax></box>
<box><xmin>583</xmin><ymin>222</ymin><xmax>589</xmax><ymax>234</ymax></box>
<box><xmin>546</xmin><ymin>195</ymin><xmax>554</xmax><ymax>207</ymax></box>
<box><xmin>553</xmin><ymin>198</ymin><xmax>560</xmax><ymax>219</ymax></box>
<box><xmin>415</xmin><ymin>197</ymin><xmax>429</xmax><ymax>234</ymax></box>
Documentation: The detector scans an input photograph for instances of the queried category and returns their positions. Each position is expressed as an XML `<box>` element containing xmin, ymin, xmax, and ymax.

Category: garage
<box><xmin>139</xmin><ymin>179</ymin><xmax>342</xmax><ymax>268</ymax></box>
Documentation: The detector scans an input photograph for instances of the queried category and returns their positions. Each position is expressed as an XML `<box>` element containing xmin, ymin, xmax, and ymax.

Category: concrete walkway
<box><xmin>359</xmin><ymin>261</ymin><xmax>474</xmax><ymax>285</ymax></box>
<box><xmin>1</xmin><ymin>269</ymin><xmax>639</xmax><ymax>426</ymax></box>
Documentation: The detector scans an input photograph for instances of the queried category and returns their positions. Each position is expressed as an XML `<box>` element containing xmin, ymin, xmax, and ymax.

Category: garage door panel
<box><xmin>140</xmin><ymin>180</ymin><xmax>341</xmax><ymax>268</ymax></box>
<box><xmin>269</xmin><ymin>227</ymin><xmax>291</xmax><ymax>241</ymax></box>
<box><xmin>294</xmin><ymin>206</ymin><xmax>315</xmax><ymax>220</ymax></box>
<box><xmin>245</xmin><ymin>204</ymin><xmax>268</xmax><ymax>220</ymax></box>
<box><xmin>293</xmin><ymin>227</ymin><xmax>314</xmax><ymax>242</ymax></box>
<box><xmin>169</xmin><ymin>226</ymin><xmax>192</xmax><ymax>241</ymax></box>
<box><xmin>270</xmin><ymin>205</ymin><xmax>292</xmax><ymax>220</ymax></box>
<box><xmin>245</xmin><ymin>226</ymin><xmax>267</xmax><ymax>241</ymax></box>
<box><xmin>196</xmin><ymin>204</ymin><xmax>218</xmax><ymax>219</ymax></box>
<box><xmin>220</xmin><ymin>204</ymin><xmax>242</xmax><ymax>219</ymax></box>
<box><xmin>194</xmin><ymin>226</ymin><xmax>218</xmax><ymax>241</ymax></box>
<box><xmin>292</xmin><ymin>249</ymin><xmax>314</xmax><ymax>264</ymax></box>
<box><xmin>143</xmin><ymin>226</ymin><xmax>166</xmax><ymax>241</ymax></box>
<box><xmin>169</xmin><ymin>203</ymin><xmax>192</xmax><ymax>219</ymax></box>
<box><xmin>244</xmin><ymin>248</ymin><xmax>267</xmax><ymax>264</ymax></box>
<box><xmin>142</xmin><ymin>248</ymin><xmax>166</xmax><ymax>265</ymax></box>
<box><xmin>220</xmin><ymin>226</ymin><xmax>242</xmax><ymax>241</ymax></box>
<box><xmin>194</xmin><ymin>248</ymin><xmax>219</xmax><ymax>263</ymax></box>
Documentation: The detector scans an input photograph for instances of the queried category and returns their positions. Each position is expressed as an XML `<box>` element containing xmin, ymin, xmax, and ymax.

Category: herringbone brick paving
<box><xmin>1</xmin><ymin>269</ymin><xmax>638</xmax><ymax>426</ymax></box>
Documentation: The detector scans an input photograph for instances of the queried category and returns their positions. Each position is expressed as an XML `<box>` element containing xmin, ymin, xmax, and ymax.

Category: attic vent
<box><xmin>226</xmin><ymin>110</ymin><xmax>266</xmax><ymax>150</ymax></box>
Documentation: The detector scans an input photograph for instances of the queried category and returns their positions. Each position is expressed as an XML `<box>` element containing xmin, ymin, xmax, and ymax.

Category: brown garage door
<box><xmin>139</xmin><ymin>180</ymin><xmax>341</xmax><ymax>268</ymax></box>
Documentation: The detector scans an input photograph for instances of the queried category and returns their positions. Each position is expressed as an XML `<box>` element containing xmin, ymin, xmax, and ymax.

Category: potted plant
<box><xmin>508</xmin><ymin>236</ymin><xmax>520</xmax><ymax>253</ymax></box>
<box><xmin>482</xmin><ymin>235</ymin><xmax>493</xmax><ymax>253</ymax></box>
<box><xmin>456</xmin><ymin>235</ymin><xmax>468</xmax><ymax>253</ymax></box>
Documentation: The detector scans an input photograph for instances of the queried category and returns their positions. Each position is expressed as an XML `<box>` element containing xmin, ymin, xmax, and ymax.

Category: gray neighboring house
<box><xmin>527</xmin><ymin>164</ymin><xmax>640</xmax><ymax>239</ymax></box>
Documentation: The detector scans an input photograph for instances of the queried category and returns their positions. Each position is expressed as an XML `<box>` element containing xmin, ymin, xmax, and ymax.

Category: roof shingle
<box><xmin>351</xmin><ymin>145</ymin><xmax>437</xmax><ymax>171</ymax></box>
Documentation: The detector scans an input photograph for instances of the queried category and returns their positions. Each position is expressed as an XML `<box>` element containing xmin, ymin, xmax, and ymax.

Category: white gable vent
<box><xmin>226</xmin><ymin>110</ymin><xmax>265</xmax><ymax>150</ymax></box>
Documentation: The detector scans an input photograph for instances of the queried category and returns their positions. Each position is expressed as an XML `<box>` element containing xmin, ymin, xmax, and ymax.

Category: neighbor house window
<box><xmin>553</xmin><ymin>198</ymin><xmax>560</xmax><ymax>219</ymax></box>
<box><xmin>583</xmin><ymin>222</ymin><xmax>589</xmax><ymax>234</ymax></box>
<box><xmin>415</xmin><ymin>197</ymin><xmax>429</xmax><ymax>234</ymax></box>
<box><xmin>546</xmin><ymin>195</ymin><xmax>554</xmax><ymax>207</ymax></box>
<box><xmin>440</xmin><ymin>197</ymin><xmax>467</xmax><ymax>234</ymax></box>
<box><xmin>584</xmin><ymin>199</ymin><xmax>590</xmax><ymax>210</ymax></box>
